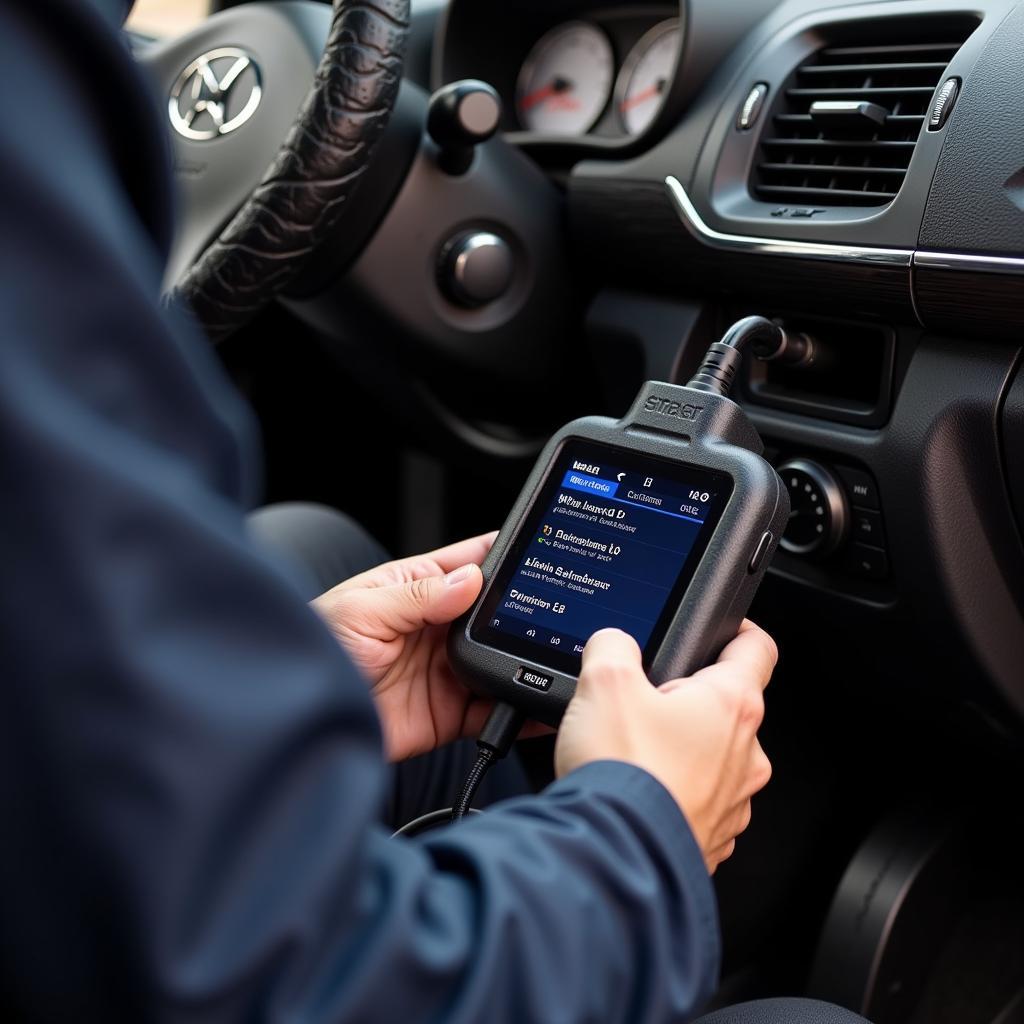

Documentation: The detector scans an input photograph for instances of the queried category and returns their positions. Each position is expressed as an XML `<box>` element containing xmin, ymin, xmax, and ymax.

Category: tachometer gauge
<box><xmin>516</xmin><ymin>22</ymin><xmax>614</xmax><ymax>135</ymax></box>
<box><xmin>616</xmin><ymin>20</ymin><xmax>681</xmax><ymax>136</ymax></box>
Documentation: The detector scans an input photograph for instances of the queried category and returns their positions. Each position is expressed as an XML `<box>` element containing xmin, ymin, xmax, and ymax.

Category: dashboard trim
<box><xmin>664</xmin><ymin>176</ymin><xmax>913</xmax><ymax>266</ymax></box>
<box><xmin>666</xmin><ymin>177</ymin><xmax>1024</xmax><ymax>276</ymax></box>
<box><xmin>913</xmin><ymin>250</ymin><xmax>1024</xmax><ymax>275</ymax></box>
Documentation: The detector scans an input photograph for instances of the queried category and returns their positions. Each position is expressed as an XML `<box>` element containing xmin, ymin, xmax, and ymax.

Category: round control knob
<box><xmin>777</xmin><ymin>458</ymin><xmax>849</xmax><ymax>557</ymax></box>
<box><xmin>427</xmin><ymin>80</ymin><xmax>502</xmax><ymax>174</ymax></box>
<box><xmin>439</xmin><ymin>231</ymin><xmax>514</xmax><ymax>307</ymax></box>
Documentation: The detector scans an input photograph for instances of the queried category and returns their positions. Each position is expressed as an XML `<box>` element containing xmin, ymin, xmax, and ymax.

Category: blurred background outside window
<box><xmin>126</xmin><ymin>0</ymin><xmax>439</xmax><ymax>37</ymax></box>
<box><xmin>128</xmin><ymin>0</ymin><xmax>210</xmax><ymax>37</ymax></box>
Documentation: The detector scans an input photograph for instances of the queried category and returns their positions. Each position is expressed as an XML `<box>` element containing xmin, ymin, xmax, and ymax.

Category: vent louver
<box><xmin>752</xmin><ymin>19</ymin><xmax>977</xmax><ymax>207</ymax></box>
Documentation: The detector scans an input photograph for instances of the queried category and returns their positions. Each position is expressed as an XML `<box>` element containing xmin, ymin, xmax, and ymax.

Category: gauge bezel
<box><xmin>614</xmin><ymin>18</ymin><xmax>681</xmax><ymax>137</ymax></box>
<box><xmin>515</xmin><ymin>20</ymin><xmax>615</xmax><ymax>136</ymax></box>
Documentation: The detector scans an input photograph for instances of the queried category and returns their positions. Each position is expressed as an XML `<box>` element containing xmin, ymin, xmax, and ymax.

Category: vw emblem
<box><xmin>168</xmin><ymin>47</ymin><xmax>262</xmax><ymax>141</ymax></box>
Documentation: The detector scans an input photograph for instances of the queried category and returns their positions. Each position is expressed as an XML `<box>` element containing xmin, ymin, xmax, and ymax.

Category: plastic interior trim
<box><xmin>665</xmin><ymin>176</ymin><xmax>1024</xmax><ymax>275</ymax></box>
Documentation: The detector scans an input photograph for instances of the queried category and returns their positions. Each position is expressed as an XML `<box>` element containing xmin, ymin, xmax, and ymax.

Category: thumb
<box><xmin>578</xmin><ymin>628</ymin><xmax>648</xmax><ymax>694</ymax></box>
<box><xmin>345</xmin><ymin>564</ymin><xmax>484</xmax><ymax>638</ymax></box>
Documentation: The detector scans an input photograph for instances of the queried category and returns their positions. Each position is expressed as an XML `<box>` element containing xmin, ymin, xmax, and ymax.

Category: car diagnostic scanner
<box><xmin>399</xmin><ymin>317</ymin><xmax>794</xmax><ymax>835</ymax></box>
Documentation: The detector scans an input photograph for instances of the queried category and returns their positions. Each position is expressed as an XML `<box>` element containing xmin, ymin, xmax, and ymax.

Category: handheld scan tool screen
<box><xmin>471</xmin><ymin>439</ymin><xmax>732</xmax><ymax>675</ymax></box>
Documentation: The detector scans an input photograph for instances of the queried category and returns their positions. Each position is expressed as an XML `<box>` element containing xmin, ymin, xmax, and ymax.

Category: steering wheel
<box><xmin>150</xmin><ymin>0</ymin><xmax>409</xmax><ymax>344</ymax></box>
<box><xmin>138</xmin><ymin>0</ymin><xmax>571</xmax><ymax>450</ymax></box>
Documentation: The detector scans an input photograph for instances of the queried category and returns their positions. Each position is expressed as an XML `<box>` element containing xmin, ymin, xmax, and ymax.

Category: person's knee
<box><xmin>248</xmin><ymin>502</ymin><xmax>388</xmax><ymax>599</ymax></box>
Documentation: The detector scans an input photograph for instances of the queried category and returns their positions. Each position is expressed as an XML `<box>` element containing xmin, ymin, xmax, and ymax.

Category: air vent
<box><xmin>752</xmin><ymin>18</ymin><xmax>977</xmax><ymax>207</ymax></box>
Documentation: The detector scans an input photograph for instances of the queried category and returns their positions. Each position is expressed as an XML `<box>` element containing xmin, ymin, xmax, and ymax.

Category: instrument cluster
<box><xmin>514</xmin><ymin>15</ymin><xmax>682</xmax><ymax>138</ymax></box>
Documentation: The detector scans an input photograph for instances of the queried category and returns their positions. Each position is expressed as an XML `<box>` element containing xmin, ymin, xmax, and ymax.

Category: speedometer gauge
<box><xmin>616</xmin><ymin>20</ymin><xmax>681</xmax><ymax>136</ymax></box>
<box><xmin>516</xmin><ymin>22</ymin><xmax>614</xmax><ymax>135</ymax></box>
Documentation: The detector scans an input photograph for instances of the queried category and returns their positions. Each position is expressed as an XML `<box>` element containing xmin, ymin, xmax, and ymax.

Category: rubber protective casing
<box><xmin>448</xmin><ymin>380</ymin><xmax>790</xmax><ymax>726</ymax></box>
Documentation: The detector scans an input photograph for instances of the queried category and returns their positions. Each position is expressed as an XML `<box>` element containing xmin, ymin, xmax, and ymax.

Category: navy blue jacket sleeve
<box><xmin>0</xmin><ymin>3</ymin><xmax>720</xmax><ymax>1022</ymax></box>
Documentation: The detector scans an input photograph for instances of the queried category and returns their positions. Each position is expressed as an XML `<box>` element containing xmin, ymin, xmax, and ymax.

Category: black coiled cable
<box><xmin>450</xmin><ymin>746</ymin><xmax>497</xmax><ymax>823</ymax></box>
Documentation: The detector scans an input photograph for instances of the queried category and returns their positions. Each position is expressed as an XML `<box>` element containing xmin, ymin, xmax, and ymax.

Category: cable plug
<box><xmin>687</xmin><ymin>315</ymin><xmax>786</xmax><ymax>397</ymax></box>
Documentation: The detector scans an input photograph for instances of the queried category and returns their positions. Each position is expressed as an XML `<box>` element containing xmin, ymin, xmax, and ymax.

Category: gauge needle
<box><xmin>520</xmin><ymin>76</ymin><xmax>572</xmax><ymax>112</ymax></box>
<box><xmin>621</xmin><ymin>78</ymin><xmax>667</xmax><ymax>112</ymax></box>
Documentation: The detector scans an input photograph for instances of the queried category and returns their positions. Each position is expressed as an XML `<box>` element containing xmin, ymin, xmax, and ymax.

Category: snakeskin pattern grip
<box><xmin>174</xmin><ymin>0</ymin><xmax>410</xmax><ymax>344</ymax></box>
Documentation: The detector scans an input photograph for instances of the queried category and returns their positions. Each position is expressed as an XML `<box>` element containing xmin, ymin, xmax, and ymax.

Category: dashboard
<box><xmin>424</xmin><ymin>0</ymin><xmax>1024</xmax><ymax>724</ymax></box>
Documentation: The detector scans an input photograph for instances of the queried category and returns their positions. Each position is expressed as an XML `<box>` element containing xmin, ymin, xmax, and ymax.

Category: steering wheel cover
<box><xmin>172</xmin><ymin>0</ymin><xmax>410</xmax><ymax>344</ymax></box>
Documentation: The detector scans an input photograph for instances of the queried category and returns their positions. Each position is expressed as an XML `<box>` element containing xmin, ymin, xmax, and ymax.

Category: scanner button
<box><xmin>515</xmin><ymin>667</ymin><xmax>553</xmax><ymax>691</ymax></box>
<box><xmin>748</xmin><ymin>531</ymin><xmax>774</xmax><ymax>574</ymax></box>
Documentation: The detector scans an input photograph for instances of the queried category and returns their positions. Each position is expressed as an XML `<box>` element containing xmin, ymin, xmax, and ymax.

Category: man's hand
<box><xmin>312</xmin><ymin>533</ymin><xmax>503</xmax><ymax>762</ymax></box>
<box><xmin>555</xmin><ymin>622</ymin><xmax>776</xmax><ymax>874</ymax></box>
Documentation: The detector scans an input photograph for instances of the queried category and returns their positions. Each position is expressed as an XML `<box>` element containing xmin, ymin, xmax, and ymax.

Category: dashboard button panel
<box><xmin>764</xmin><ymin>448</ymin><xmax>890</xmax><ymax>586</ymax></box>
<box><xmin>851</xmin><ymin>508</ymin><xmax>885</xmax><ymax>547</ymax></box>
<box><xmin>844</xmin><ymin>543</ymin><xmax>889</xmax><ymax>580</ymax></box>
<box><xmin>835</xmin><ymin>465</ymin><xmax>879</xmax><ymax>510</ymax></box>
